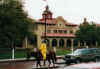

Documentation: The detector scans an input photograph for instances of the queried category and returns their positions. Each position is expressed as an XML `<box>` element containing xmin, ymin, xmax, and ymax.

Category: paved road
<box><xmin>0</xmin><ymin>59</ymin><xmax>66</xmax><ymax>69</ymax></box>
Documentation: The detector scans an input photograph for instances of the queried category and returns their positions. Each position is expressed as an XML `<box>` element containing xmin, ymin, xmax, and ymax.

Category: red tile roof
<box><xmin>96</xmin><ymin>24</ymin><xmax>100</xmax><ymax>27</ymax></box>
<box><xmin>42</xmin><ymin>33</ymin><xmax>75</xmax><ymax>37</ymax></box>
<box><xmin>38</xmin><ymin>17</ymin><xmax>78</xmax><ymax>26</ymax></box>
<box><xmin>38</xmin><ymin>19</ymin><xmax>56</xmax><ymax>24</ymax></box>
<box><xmin>47</xmin><ymin>27</ymin><xmax>74</xmax><ymax>30</ymax></box>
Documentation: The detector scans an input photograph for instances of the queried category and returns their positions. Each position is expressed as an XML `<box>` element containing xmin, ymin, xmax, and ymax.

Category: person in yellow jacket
<box><xmin>40</xmin><ymin>42</ymin><xmax>47</xmax><ymax>60</ymax></box>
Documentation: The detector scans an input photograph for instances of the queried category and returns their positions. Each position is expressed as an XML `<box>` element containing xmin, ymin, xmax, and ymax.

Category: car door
<box><xmin>81</xmin><ymin>49</ymin><xmax>93</xmax><ymax>60</ymax></box>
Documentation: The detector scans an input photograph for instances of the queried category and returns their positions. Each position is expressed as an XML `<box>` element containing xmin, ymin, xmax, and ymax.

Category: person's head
<box><xmin>34</xmin><ymin>48</ymin><xmax>37</xmax><ymax>52</ymax></box>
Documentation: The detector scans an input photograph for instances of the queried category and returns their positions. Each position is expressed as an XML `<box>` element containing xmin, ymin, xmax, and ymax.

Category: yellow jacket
<box><xmin>40</xmin><ymin>43</ymin><xmax>47</xmax><ymax>60</ymax></box>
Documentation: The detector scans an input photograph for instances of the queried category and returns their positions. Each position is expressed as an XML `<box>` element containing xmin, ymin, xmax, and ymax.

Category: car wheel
<box><xmin>95</xmin><ymin>57</ymin><xmax>100</xmax><ymax>62</ymax></box>
<box><xmin>76</xmin><ymin>60</ymin><xmax>80</xmax><ymax>64</ymax></box>
<box><xmin>76</xmin><ymin>58</ymin><xmax>81</xmax><ymax>64</ymax></box>
<box><xmin>65</xmin><ymin>60</ymin><xmax>71</xmax><ymax>65</ymax></box>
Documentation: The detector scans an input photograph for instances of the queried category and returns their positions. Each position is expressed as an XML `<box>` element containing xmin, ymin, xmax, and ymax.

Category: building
<box><xmin>33</xmin><ymin>5</ymin><xmax>79</xmax><ymax>49</ymax></box>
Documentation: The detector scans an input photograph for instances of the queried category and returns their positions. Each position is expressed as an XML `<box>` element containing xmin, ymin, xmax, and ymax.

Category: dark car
<box><xmin>63</xmin><ymin>48</ymin><xmax>100</xmax><ymax>64</ymax></box>
<box><xmin>64</xmin><ymin>62</ymin><xmax>100</xmax><ymax>69</ymax></box>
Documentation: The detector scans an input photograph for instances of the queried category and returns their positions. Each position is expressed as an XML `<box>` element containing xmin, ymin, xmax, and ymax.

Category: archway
<box><xmin>59</xmin><ymin>39</ymin><xmax>64</xmax><ymax>47</ymax></box>
<box><xmin>74</xmin><ymin>39</ymin><xmax>78</xmax><ymax>48</ymax></box>
<box><xmin>52</xmin><ymin>39</ymin><xmax>57</xmax><ymax>47</ymax></box>
<box><xmin>67</xmin><ymin>39</ymin><xmax>71</xmax><ymax>48</ymax></box>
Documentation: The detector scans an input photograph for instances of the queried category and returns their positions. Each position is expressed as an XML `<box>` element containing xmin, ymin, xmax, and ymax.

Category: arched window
<box><xmin>52</xmin><ymin>39</ymin><xmax>57</xmax><ymax>47</ymax></box>
<box><xmin>59</xmin><ymin>39</ymin><xmax>64</xmax><ymax>47</ymax></box>
<box><xmin>67</xmin><ymin>39</ymin><xmax>71</xmax><ymax>48</ymax></box>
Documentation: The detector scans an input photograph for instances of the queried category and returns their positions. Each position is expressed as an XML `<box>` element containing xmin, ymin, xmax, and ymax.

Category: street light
<box><xmin>43</xmin><ymin>11</ymin><xmax>48</xmax><ymax>43</ymax></box>
<box><xmin>42</xmin><ymin>10</ymin><xmax>48</xmax><ymax>66</ymax></box>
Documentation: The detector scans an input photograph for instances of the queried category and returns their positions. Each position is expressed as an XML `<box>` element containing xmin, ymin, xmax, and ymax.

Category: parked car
<box><xmin>64</xmin><ymin>62</ymin><xmax>100</xmax><ymax>69</ymax></box>
<box><xmin>63</xmin><ymin>48</ymin><xmax>100</xmax><ymax>64</ymax></box>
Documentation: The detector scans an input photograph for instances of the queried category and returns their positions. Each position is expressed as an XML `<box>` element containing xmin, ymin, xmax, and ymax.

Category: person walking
<box><xmin>26</xmin><ymin>48</ymin><xmax>31</xmax><ymax>61</ymax></box>
<box><xmin>40</xmin><ymin>42</ymin><xmax>47</xmax><ymax>66</ymax></box>
<box><xmin>49</xmin><ymin>49</ymin><xmax>56</xmax><ymax>67</ymax></box>
<box><xmin>46</xmin><ymin>51</ymin><xmax>51</xmax><ymax>67</ymax></box>
<box><xmin>35</xmin><ymin>49</ymin><xmax>42</xmax><ymax>68</ymax></box>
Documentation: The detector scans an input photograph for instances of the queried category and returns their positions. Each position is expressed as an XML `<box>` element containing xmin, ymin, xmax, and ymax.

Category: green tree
<box><xmin>0</xmin><ymin>0</ymin><xmax>33</xmax><ymax>48</ymax></box>
<box><xmin>96</xmin><ymin>26</ymin><xmax>100</xmax><ymax>45</ymax></box>
<box><xmin>75</xmin><ymin>23</ymin><xmax>98</xmax><ymax>47</ymax></box>
<box><xmin>26</xmin><ymin>18</ymin><xmax>37</xmax><ymax>46</ymax></box>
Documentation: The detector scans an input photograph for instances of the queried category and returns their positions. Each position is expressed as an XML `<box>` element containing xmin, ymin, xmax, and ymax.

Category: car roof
<box><xmin>76</xmin><ymin>48</ymin><xmax>100</xmax><ymax>50</ymax></box>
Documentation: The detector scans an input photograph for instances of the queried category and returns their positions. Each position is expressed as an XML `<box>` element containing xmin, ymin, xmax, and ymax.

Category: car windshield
<box><xmin>73</xmin><ymin>49</ymin><xmax>89</xmax><ymax>55</ymax></box>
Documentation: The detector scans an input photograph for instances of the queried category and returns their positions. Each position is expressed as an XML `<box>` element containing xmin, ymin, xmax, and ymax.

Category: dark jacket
<box><xmin>49</xmin><ymin>50</ymin><xmax>56</xmax><ymax>62</ymax></box>
<box><xmin>36</xmin><ymin>50</ymin><xmax>43</xmax><ymax>61</ymax></box>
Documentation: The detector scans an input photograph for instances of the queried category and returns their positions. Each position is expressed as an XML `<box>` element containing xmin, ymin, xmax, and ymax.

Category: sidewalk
<box><xmin>0</xmin><ymin>56</ymin><xmax>63</xmax><ymax>63</ymax></box>
<box><xmin>0</xmin><ymin>58</ymin><xmax>35</xmax><ymax>63</ymax></box>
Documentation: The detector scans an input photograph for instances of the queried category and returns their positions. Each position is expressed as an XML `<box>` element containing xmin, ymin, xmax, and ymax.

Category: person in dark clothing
<box><xmin>46</xmin><ymin>51</ymin><xmax>51</xmax><ymax>67</ymax></box>
<box><xmin>26</xmin><ymin>48</ymin><xmax>31</xmax><ymax>61</ymax></box>
<box><xmin>49</xmin><ymin>49</ymin><xmax>56</xmax><ymax>67</ymax></box>
<box><xmin>35</xmin><ymin>49</ymin><xmax>42</xmax><ymax>68</ymax></box>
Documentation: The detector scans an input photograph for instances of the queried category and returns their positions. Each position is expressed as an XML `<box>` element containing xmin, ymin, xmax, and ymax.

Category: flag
<box><xmin>40</xmin><ymin>43</ymin><xmax>47</xmax><ymax>60</ymax></box>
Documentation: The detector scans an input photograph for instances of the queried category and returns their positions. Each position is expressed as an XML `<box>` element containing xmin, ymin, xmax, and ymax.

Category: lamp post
<box><xmin>43</xmin><ymin>11</ymin><xmax>48</xmax><ymax>66</ymax></box>
<box><xmin>44</xmin><ymin>12</ymin><xmax>48</xmax><ymax>43</ymax></box>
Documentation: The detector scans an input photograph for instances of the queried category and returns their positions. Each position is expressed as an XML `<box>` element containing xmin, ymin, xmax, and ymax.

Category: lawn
<box><xmin>0</xmin><ymin>48</ymin><xmax>71</xmax><ymax>59</ymax></box>
<box><xmin>0</xmin><ymin>48</ymin><xmax>27</xmax><ymax>59</ymax></box>
<box><xmin>56</xmin><ymin>49</ymin><xmax>71</xmax><ymax>56</ymax></box>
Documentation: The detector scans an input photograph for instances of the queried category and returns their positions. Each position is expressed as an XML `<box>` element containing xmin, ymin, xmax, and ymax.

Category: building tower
<box><xmin>41</xmin><ymin>5</ymin><xmax>53</xmax><ymax>20</ymax></box>
<box><xmin>82</xmin><ymin>18</ymin><xmax>88</xmax><ymax>26</ymax></box>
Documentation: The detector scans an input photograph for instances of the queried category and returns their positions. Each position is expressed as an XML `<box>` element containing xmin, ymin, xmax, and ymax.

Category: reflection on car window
<box><xmin>73</xmin><ymin>49</ymin><xmax>90</xmax><ymax>55</ymax></box>
<box><xmin>73</xmin><ymin>49</ymin><xmax>83</xmax><ymax>55</ymax></box>
<box><xmin>82</xmin><ymin>50</ymin><xmax>91</xmax><ymax>54</ymax></box>
<box><xmin>73</xmin><ymin>48</ymin><xmax>100</xmax><ymax>55</ymax></box>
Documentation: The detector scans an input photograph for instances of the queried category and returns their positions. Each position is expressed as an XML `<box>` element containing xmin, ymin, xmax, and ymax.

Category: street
<box><xmin>0</xmin><ymin>59</ymin><xmax>66</xmax><ymax>69</ymax></box>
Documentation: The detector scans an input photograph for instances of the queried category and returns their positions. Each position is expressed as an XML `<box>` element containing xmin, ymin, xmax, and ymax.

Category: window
<box><xmin>33</xmin><ymin>24</ymin><xmax>38</xmax><ymax>30</ymax></box>
<box><xmin>58</xmin><ymin>23</ymin><xmax>62</xmax><ymax>27</ymax></box>
<box><xmin>58</xmin><ymin>30</ymin><xmax>63</xmax><ymax>33</ymax></box>
<box><xmin>47</xmin><ymin>30</ymin><xmax>51</xmax><ymax>33</ymax></box>
<box><xmin>64</xmin><ymin>30</ymin><xmax>67</xmax><ymax>34</ymax></box>
<box><xmin>54</xmin><ymin>30</ymin><xmax>57</xmax><ymax>33</ymax></box>
<box><xmin>48</xmin><ymin>15</ymin><xmax>51</xmax><ymax>19</ymax></box>
<box><xmin>70</xmin><ymin>30</ymin><xmax>73</xmax><ymax>34</ymax></box>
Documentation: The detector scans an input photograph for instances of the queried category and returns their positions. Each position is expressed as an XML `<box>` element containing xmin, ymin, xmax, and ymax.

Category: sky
<box><xmin>24</xmin><ymin>0</ymin><xmax>100</xmax><ymax>24</ymax></box>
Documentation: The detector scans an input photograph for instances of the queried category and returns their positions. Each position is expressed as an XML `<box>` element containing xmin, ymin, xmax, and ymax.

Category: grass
<box><xmin>0</xmin><ymin>48</ymin><xmax>27</xmax><ymax>59</ymax></box>
<box><xmin>15</xmin><ymin>49</ymin><xmax>27</xmax><ymax>58</ymax></box>
<box><xmin>56</xmin><ymin>49</ymin><xmax>71</xmax><ymax>56</ymax></box>
<box><xmin>0</xmin><ymin>48</ymin><xmax>71</xmax><ymax>59</ymax></box>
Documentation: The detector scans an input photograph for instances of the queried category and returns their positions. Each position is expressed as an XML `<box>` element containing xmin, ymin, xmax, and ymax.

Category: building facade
<box><xmin>34</xmin><ymin>6</ymin><xmax>79</xmax><ymax>49</ymax></box>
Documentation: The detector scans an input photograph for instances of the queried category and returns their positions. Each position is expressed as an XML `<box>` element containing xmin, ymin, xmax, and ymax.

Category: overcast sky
<box><xmin>24</xmin><ymin>0</ymin><xmax>100</xmax><ymax>24</ymax></box>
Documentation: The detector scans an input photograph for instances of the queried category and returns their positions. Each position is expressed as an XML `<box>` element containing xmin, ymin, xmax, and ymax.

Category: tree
<box><xmin>75</xmin><ymin>23</ymin><xmax>98</xmax><ymax>47</ymax></box>
<box><xmin>0</xmin><ymin>0</ymin><xmax>34</xmax><ymax>48</ymax></box>
<box><xmin>96</xmin><ymin>26</ymin><xmax>100</xmax><ymax>45</ymax></box>
<box><xmin>26</xmin><ymin>18</ymin><xmax>37</xmax><ymax>46</ymax></box>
